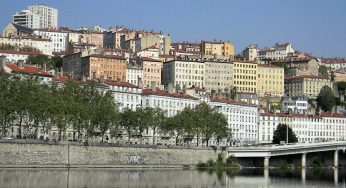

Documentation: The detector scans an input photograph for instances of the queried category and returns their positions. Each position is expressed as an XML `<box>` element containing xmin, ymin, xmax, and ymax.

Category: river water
<box><xmin>0</xmin><ymin>168</ymin><xmax>345</xmax><ymax>188</ymax></box>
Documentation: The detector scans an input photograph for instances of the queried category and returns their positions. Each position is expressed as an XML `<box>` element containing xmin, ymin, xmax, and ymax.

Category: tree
<box><xmin>272</xmin><ymin>123</ymin><xmax>298</xmax><ymax>144</ymax></box>
<box><xmin>316</xmin><ymin>86</ymin><xmax>335</xmax><ymax>112</ymax></box>
<box><xmin>149</xmin><ymin>107</ymin><xmax>166</xmax><ymax>145</ymax></box>
<box><xmin>318</xmin><ymin>65</ymin><xmax>329</xmax><ymax>78</ymax></box>
<box><xmin>27</xmin><ymin>55</ymin><xmax>49</xmax><ymax>66</ymax></box>
<box><xmin>50</xmin><ymin>56</ymin><xmax>63</xmax><ymax>69</ymax></box>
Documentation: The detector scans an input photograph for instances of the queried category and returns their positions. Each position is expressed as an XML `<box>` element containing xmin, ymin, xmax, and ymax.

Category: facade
<box><xmin>257</xmin><ymin>43</ymin><xmax>294</xmax><ymax>60</ymax></box>
<box><xmin>233</xmin><ymin>61</ymin><xmax>257</xmax><ymax>93</ymax></box>
<box><xmin>27</xmin><ymin>4</ymin><xmax>58</xmax><ymax>29</ymax></box>
<box><xmin>0</xmin><ymin>36</ymin><xmax>53</xmax><ymax>56</ymax></box>
<box><xmin>33</xmin><ymin>30</ymin><xmax>68</xmax><ymax>52</ymax></box>
<box><xmin>281</xmin><ymin>96</ymin><xmax>308</xmax><ymax>114</ymax></box>
<box><xmin>204</xmin><ymin>61</ymin><xmax>233</xmax><ymax>93</ymax></box>
<box><xmin>2</xmin><ymin>23</ymin><xmax>33</xmax><ymax>37</ymax></box>
<box><xmin>273</xmin><ymin>58</ymin><xmax>319</xmax><ymax>76</ymax></box>
<box><xmin>321</xmin><ymin>58</ymin><xmax>346</xmax><ymax>71</ymax></box>
<box><xmin>142</xmin><ymin>57</ymin><xmax>163</xmax><ymax>88</ymax></box>
<box><xmin>162</xmin><ymin>59</ymin><xmax>205</xmax><ymax>88</ymax></box>
<box><xmin>259</xmin><ymin>112</ymin><xmax>346</xmax><ymax>144</ymax></box>
<box><xmin>171</xmin><ymin>42</ymin><xmax>201</xmax><ymax>53</ymax></box>
<box><xmin>126</xmin><ymin>64</ymin><xmax>143</xmax><ymax>86</ymax></box>
<box><xmin>284</xmin><ymin>75</ymin><xmax>333</xmax><ymax>98</ymax></box>
<box><xmin>257</xmin><ymin>64</ymin><xmax>284</xmax><ymax>97</ymax></box>
<box><xmin>81</xmin><ymin>54</ymin><xmax>127</xmax><ymax>81</ymax></box>
<box><xmin>13</xmin><ymin>10</ymin><xmax>40</xmax><ymax>29</ymax></box>
<box><xmin>62</xmin><ymin>52</ymin><xmax>82</xmax><ymax>79</ymax></box>
<box><xmin>135</xmin><ymin>34</ymin><xmax>171</xmax><ymax>55</ymax></box>
<box><xmin>210</xmin><ymin>98</ymin><xmax>258</xmax><ymax>145</ymax></box>
<box><xmin>242</xmin><ymin>44</ymin><xmax>258</xmax><ymax>61</ymax></box>
<box><xmin>68</xmin><ymin>31</ymin><xmax>103</xmax><ymax>48</ymax></box>
<box><xmin>104</xmin><ymin>80</ymin><xmax>142</xmax><ymax>111</ymax></box>
<box><xmin>0</xmin><ymin>49</ymin><xmax>42</xmax><ymax>63</ymax></box>
<box><xmin>137</xmin><ymin>46</ymin><xmax>160</xmax><ymax>59</ymax></box>
<box><xmin>201</xmin><ymin>41</ymin><xmax>234</xmax><ymax>58</ymax></box>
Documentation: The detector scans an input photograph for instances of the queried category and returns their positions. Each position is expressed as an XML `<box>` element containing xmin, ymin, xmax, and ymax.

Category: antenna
<box><xmin>138</xmin><ymin>14</ymin><xmax>141</xmax><ymax>30</ymax></box>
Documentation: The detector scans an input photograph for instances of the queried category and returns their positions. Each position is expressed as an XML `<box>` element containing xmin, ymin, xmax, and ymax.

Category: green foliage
<box><xmin>316</xmin><ymin>86</ymin><xmax>335</xmax><ymax>112</ymax></box>
<box><xmin>0</xmin><ymin>43</ymin><xmax>40</xmax><ymax>52</ymax></box>
<box><xmin>318</xmin><ymin>65</ymin><xmax>329</xmax><ymax>78</ymax></box>
<box><xmin>337</xmin><ymin>81</ymin><xmax>346</xmax><ymax>92</ymax></box>
<box><xmin>196</xmin><ymin>155</ymin><xmax>239</xmax><ymax>170</ymax></box>
<box><xmin>27</xmin><ymin>55</ymin><xmax>50</xmax><ymax>66</ymax></box>
<box><xmin>308</xmin><ymin>156</ymin><xmax>326</xmax><ymax>168</ymax></box>
<box><xmin>272</xmin><ymin>123</ymin><xmax>298</xmax><ymax>144</ymax></box>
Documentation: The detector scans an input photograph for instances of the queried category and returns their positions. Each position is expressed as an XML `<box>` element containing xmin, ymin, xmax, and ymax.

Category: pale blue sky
<box><xmin>1</xmin><ymin>0</ymin><xmax>345</xmax><ymax>57</ymax></box>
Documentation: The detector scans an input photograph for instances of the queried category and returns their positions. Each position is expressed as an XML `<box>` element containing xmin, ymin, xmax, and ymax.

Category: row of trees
<box><xmin>27</xmin><ymin>55</ymin><xmax>63</xmax><ymax>70</ymax></box>
<box><xmin>0</xmin><ymin>43</ymin><xmax>41</xmax><ymax>53</ymax></box>
<box><xmin>0</xmin><ymin>74</ymin><xmax>230</xmax><ymax>146</ymax></box>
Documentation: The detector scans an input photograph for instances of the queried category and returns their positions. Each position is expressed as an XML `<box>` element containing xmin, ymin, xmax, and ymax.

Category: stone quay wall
<box><xmin>0</xmin><ymin>140</ymin><xmax>222</xmax><ymax>167</ymax></box>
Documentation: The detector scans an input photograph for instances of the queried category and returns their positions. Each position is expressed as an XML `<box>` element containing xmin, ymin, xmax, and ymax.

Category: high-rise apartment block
<box><xmin>13</xmin><ymin>4</ymin><xmax>58</xmax><ymax>29</ymax></box>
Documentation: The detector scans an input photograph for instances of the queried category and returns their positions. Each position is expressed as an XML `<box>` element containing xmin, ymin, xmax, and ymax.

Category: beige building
<box><xmin>2</xmin><ymin>23</ymin><xmax>33</xmax><ymax>37</ymax></box>
<box><xmin>257</xmin><ymin>64</ymin><xmax>284</xmax><ymax>97</ymax></box>
<box><xmin>142</xmin><ymin>57</ymin><xmax>163</xmax><ymax>88</ymax></box>
<box><xmin>233</xmin><ymin>61</ymin><xmax>257</xmax><ymax>93</ymax></box>
<box><xmin>201</xmin><ymin>41</ymin><xmax>234</xmax><ymax>58</ymax></box>
<box><xmin>284</xmin><ymin>75</ymin><xmax>333</xmax><ymax>98</ymax></box>
<box><xmin>135</xmin><ymin>34</ymin><xmax>171</xmax><ymax>55</ymax></box>
<box><xmin>162</xmin><ymin>59</ymin><xmax>205</xmax><ymax>88</ymax></box>
<box><xmin>273</xmin><ymin>57</ymin><xmax>319</xmax><ymax>76</ymax></box>
<box><xmin>0</xmin><ymin>36</ymin><xmax>53</xmax><ymax>56</ymax></box>
<box><xmin>204</xmin><ymin>61</ymin><xmax>233</xmax><ymax>92</ymax></box>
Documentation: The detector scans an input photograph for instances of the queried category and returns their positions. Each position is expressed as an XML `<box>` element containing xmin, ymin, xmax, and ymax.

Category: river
<box><xmin>0</xmin><ymin>168</ymin><xmax>345</xmax><ymax>188</ymax></box>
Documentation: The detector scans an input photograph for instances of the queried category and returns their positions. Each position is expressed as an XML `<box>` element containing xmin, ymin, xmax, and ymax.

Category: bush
<box><xmin>196</xmin><ymin>162</ymin><xmax>208</xmax><ymax>169</ymax></box>
<box><xmin>182</xmin><ymin>165</ymin><xmax>190</xmax><ymax>170</ymax></box>
<box><xmin>225</xmin><ymin>155</ymin><xmax>239</xmax><ymax>168</ymax></box>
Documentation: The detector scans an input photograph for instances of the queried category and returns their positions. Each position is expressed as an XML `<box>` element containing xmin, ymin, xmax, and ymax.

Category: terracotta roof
<box><xmin>5</xmin><ymin>64</ymin><xmax>53</xmax><ymax>77</ymax></box>
<box><xmin>210</xmin><ymin>97</ymin><xmax>256</xmax><ymax>107</ymax></box>
<box><xmin>101</xmin><ymin>48</ymin><xmax>131</xmax><ymax>53</ymax></box>
<box><xmin>89</xmin><ymin>54</ymin><xmax>126</xmax><ymax>60</ymax></box>
<box><xmin>52</xmin><ymin>76</ymin><xmax>69</xmax><ymax>82</ymax></box>
<box><xmin>0</xmin><ymin>50</ymin><xmax>42</xmax><ymax>55</ymax></box>
<box><xmin>142</xmin><ymin>88</ymin><xmax>198</xmax><ymax>100</ymax></box>
<box><xmin>104</xmin><ymin>80</ymin><xmax>138</xmax><ymax>88</ymax></box>
<box><xmin>320</xmin><ymin>112</ymin><xmax>346</xmax><ymax>118</ymax></box>
<box><xmin>187</xmin><ymin>86</ymin><xmax>205</xmax><ymax>92</ymax></box>
<box><xmin>141</xmin><ymin>57</ymin><xmax>162</xmax><ymax>62</ymax></box>
<box><xmin>258</xmin><ymin>64</ymin><xmax>283</xmax><ymax>68</ymax></box>
<box><xmin>321</xmin><ymin>58</ymin><xmax>346</xmax><ymax>64</ymax></box>
<box><xmin>261</xmin><ymin>112</ymin><xmax>346</xmax><ymax>119</ymax></box>
<box><xmin>284</xmin><ymin>75</ymin><xmax>328</xmax><ymax>80</ymax></box>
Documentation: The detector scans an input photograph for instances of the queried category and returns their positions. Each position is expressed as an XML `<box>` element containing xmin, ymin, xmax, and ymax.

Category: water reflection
<box><xmin>0</xmin><ymin>168</ymin><xmax>344</xmax><ymax>188</ymax></box>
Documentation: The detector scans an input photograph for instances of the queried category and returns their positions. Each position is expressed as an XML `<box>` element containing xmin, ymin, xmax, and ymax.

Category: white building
<box><xmin>0</xmin><ymin>49</ymin><xmax>42</xmax><ymax>63</ymax></box>
<box><xmin>320</xmin><ymin>58</ymin><xmax>346</xmax><ymax>71</ymax></box>
<box><xmin>28</xmin><ymin>4</ymin><xmax>58</xmax><ymax>29</ymax></box>
<box><xmin>259</xmin><ymin>112</ymin><xmax>346</xmax><ymax>144</ymax></box>
<box><xmin>257</xmin><ymin>43</ymin><xmax>295</xmax><ymax>60</ymax></box>
<box><xmin>242</xmin><ymin>44</ymin><xmax>258</xmax><ymax>61</ymax></box>
<box><xmin>13</xmin><ymin>9</ymin><xmax>40</xmax><ymax>29</ymax></box>
<box><xmin>126</xmin><ymin>65</ymin><xmax>143</xmax><ymax>86</ymax></box>
<box><xmin>103</xmin><ymin>80</ymin><xmax>142</xmax><ymax>111</ymax></box>
<box><xmin>0</xmin><ymin>37</ymin><xmax>53</xmax><ymax>56</ymax></box>
<box><xmin>209</xmin><ymin>98</ymin><xmax>258</xmax><ymax>146</ymax></box>
<box><xmin>33</xmin><ymin>30</ymin><xmax>68</xmax><ymax>52</ymax></box>
<box><xmin>162</xmin><ymin>59</ymin><xmax>205</xmax><ymax>88</ymax></box>
<box><xmin>281</xmin><ymin>96</ymin><xmax>308</xmax><ymax>114</ymax></box>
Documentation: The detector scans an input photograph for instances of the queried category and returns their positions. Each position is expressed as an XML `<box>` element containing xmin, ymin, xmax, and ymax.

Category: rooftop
<box><xmin>142</xmin><ymin>88</ymin><xmax>198</xmax><ymax>100</ymax></box>
<box><xmin>104</xmin><ymin>80</ymin><xmax>138</xmax><ymax>88</ymax></box>
<box><xmin>284</xmin><ymin>75</ymin><xmax>328</xmax><ymax>80</ymax></box>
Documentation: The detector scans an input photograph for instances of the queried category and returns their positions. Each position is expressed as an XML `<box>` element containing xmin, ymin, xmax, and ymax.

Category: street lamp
<box><xmin>286</xmin><ymin>124</ymin><xmax>288</xmax><ymax>144</ymax></box>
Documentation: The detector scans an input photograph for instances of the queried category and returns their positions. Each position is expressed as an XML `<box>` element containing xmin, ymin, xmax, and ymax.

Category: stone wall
<box><xmin>0</xmin><ymin>141</ymin><xmax>221</xmax><ymax>167</ymax></box>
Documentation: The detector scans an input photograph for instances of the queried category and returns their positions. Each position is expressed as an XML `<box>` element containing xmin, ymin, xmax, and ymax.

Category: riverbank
<box><xmin>0</xmin><ymin>140</ymin><xmax>223</xmax><ymax>168</ymax></box>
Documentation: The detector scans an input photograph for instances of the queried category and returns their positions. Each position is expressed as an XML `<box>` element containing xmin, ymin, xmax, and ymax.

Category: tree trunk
<box><xmin>127</xmin><ymin>130</ymin><xmax>131</xmax><ymax>144</ymax></box>
<box><xmin>196</xmin><ymin>134</ymin><xmax>199</xmax><ymax>146</ymax></box>
<box><xmin>175</xmin><ymin>135</ymin><xmax>179</xmax><ymax>146</ymax></box>
<box><xmin>18</xmin><ymin>116</ymin><xmax>23</xmax><ymax>139</ymax></box>
<box><xmin>152</xmin><ymin>128</ymin><xmax>156</xmax><ymax>145</ymax></box>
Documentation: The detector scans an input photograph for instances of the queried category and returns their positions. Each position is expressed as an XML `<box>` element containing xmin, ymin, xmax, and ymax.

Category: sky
<box><xmin>0</xmin><ymin>0</ymin><xmax>345</xmax><ymax>57</ymax></box>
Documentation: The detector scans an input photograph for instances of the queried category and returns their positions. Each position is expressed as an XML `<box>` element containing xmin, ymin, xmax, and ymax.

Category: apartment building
<box><xmin>162</xmin><ymin>59</ymin><xmax>205</xmax><ymax>88</ymax></box>
<box><xmin>201</xmin><ymin>41</ymin><xmax>234</xmax><ymax>58</ymax></box>
<box><xmin>204</xmin><ymin>61</ymin><xmax>233</xmax><ymax>92</ymax></box>
<box><xmin>210</xmin><ymin>98</ymin><xmax>258</xmax><ymax>145</ymax></box>
<box><xmin>33</xmin><ymin>29</ymin><xmax>68</xmax><ymax>52</ymax></box>
<box><xmin>233</xmin><ymin>61</ymin><xmax>257</xmax><ymax>93</ymax></box>
<box><xmin>0</xmin><ymin>36</ymin><xmax>53</xmax><ymax>56</ymax></box>
<box><xmin>142</xmin><ymin>57</ymin><xmax>163</xmax><ymax>88</ymax></box>
<box><xmin>257</xmin><ymin>64</ymin><xmax>284</xmax><ymax>97</ymax></box>
<box><xmin>284</xmin><ymin>75</ymin><xmax>333</xmax><ymax>98</ymax></box>
<box><xmin>81</xmin><ymin>54</ymin><xmax>126</xmax><ymax>81</ymax></box>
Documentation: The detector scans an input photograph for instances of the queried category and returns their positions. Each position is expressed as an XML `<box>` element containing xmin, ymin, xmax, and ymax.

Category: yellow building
<box><xmin>233</xmin><ymin>61</ymin><xmax>257</xmax><ymax>93</ymax></box>
<box><xmin>201</xmin><ymin>41</ymin><xmax>234</xmax><ymax>57</ymax></box>
<box><xmin>257</xmin><ymin>64</ymin><xmax>284</xmax><ymax>97</ymax></box>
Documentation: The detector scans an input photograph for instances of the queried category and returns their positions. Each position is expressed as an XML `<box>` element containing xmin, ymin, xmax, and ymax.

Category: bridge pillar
<box><xmin>301</xmin><ymin>153</ymin><xmax>307</xmax><ymax>168</ymax></box>
<box><xmin>334</xmin><ymin>150</ymin><xmax>339</xmax><ymax>168</ymax></box>
<box><xmin>264</xmin><ymin>157</ymin><xmax>270</xmax><ymax>168</ymax></box>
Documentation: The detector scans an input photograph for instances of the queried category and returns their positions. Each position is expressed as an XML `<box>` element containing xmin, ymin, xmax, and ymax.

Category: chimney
<box><xmin>167</xmin><ymin>83</ymin><xmax>173</xmax><ymax>94</ymax></box>
<box><xmin>176</xmin><ymin>84</ymin><xmax>181</xmax><ymax>93</ymax></box>
<box><xmin>182</xmin><ymin>85</ymin><xmax>187</xmax><ymax>94</ymax></box>
<box><xmin>18</xmin><ymin>60</ymin><xmax>24</xmax><ymax>68</ymax></box>
<box><xmin>137</xmin><ymin>76</ymin><xmax>143</xmax><ymax>89</ymax></box>
<box><xmin>43</xmin><ymin>62</ymin><xmax>47</xmax><ymax>71</ymax></box>
<box><xmin>211</xmin><ymin>90</ymin><xmax>216</xmax><ymax>99</ymax></box>
<box><xmin>151</xmin><ymin>81</ymin><xmax>156</xmax><ymax>92</ymax></box>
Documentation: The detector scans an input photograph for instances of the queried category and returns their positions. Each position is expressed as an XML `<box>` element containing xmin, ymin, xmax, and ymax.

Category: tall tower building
<box><xmin>12</xmin><ymin>4</ymin><xmax>58</xmax><ymax>29</ymax></box>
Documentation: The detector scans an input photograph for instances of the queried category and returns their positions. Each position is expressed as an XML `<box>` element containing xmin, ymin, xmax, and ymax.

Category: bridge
<box><xmin>228</xmin><ymin>142</ymin><xmax>346</xmax><ymax>168</ymax></box>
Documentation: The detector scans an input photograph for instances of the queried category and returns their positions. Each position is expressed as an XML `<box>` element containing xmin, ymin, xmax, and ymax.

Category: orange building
<box><xmin>141</xmin><ymin>57</ymin><xmax>163</xmax><ymax>88</ymax></box>
<box><xmin>81</xmin><ymin>54</ymin><xmax>126</xmax><ymax>81</ymax></box>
